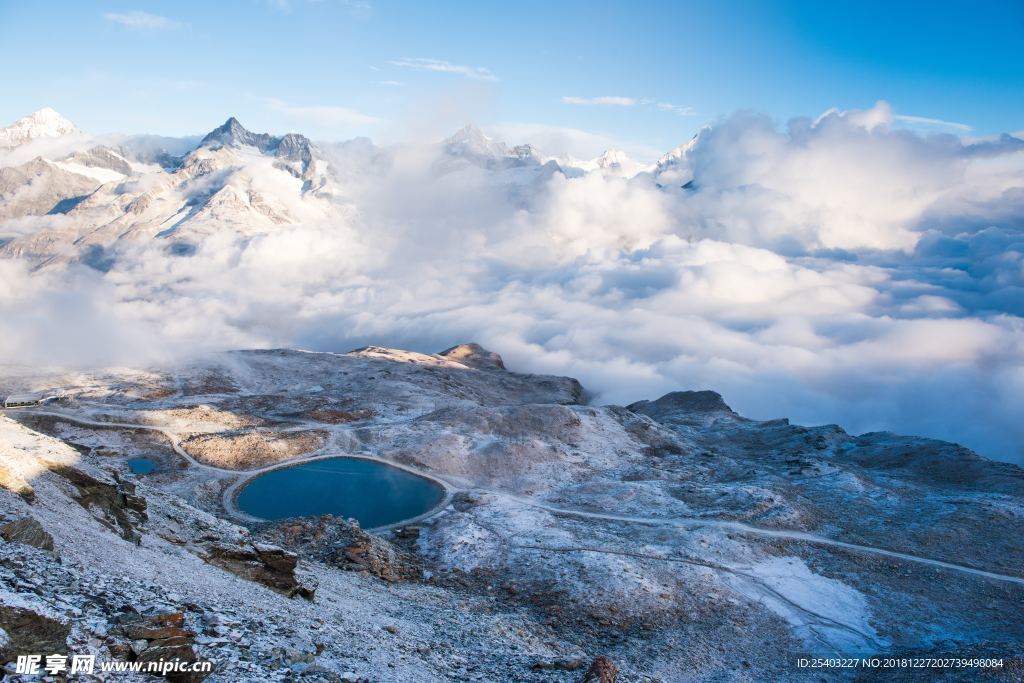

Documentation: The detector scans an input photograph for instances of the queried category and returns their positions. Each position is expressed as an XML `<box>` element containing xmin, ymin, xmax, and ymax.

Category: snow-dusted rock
<box><xmin>0</xmin><ymin>345</ymin><xmax>1022</xmax><ymax>679</ymax></box>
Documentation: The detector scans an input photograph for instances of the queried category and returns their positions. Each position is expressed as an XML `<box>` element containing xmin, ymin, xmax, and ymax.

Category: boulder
<box><xmin>0</xmin><ymin>517</ymin><xmax>54</xmax><ymax>551</ymax></box>
<box><xmin>114</xmin><ymin>612</ymin><xmax>210</xmax><ymax>682</ymax></box>
<box><xmin>201</xmin><ymin>542</ymin><xmax>316</xmax><ymax>599</ymax></box>
<box><xmin>580</xmin><ymin>656</ymin><xmax>619</xmax><ymax>683</ymax></box>
<box><xmin>0</xmin><ymin>602</ymin><xmax>70</xmax><ymax>666</ymax></box>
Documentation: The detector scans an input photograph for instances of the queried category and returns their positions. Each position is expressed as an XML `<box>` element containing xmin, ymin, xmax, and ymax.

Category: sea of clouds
<box><xmin>1</xmin><ymin>102</ymin><xmax>1022</xmax><ymax>463</ymax></box>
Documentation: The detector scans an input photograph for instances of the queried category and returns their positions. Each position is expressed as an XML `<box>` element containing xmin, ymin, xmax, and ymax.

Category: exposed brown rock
<box><xmin>267</xmin><ymin>515</ymin><xmax>420</xmax><ymax>583</ymax></box>
<box><xmin>580</xmin><ymin>656</ymin><xmax>619</xmax><ymax>683</ymax></box>
<box><xmin>181</xmin><ymin>430</ymin><xmax>327</xmax><ymax>469</ymax></box>
<box><xmin>0</xmin><ymin>517</ymin><xmax>54</xmax><ymax>551</ymax></box>
<box><xmin>438</xmin><ymin>343</ymin><xmax>507</xmax><ymax>371</ymax></box>
<box><xmin>0</xmin><ymin>603</ymin><xmax>70</xmax><ymax>666</ymax></box>
<box><xmin>114</xmin><ymin>612</ymin><xmax>210</xmax><ymax>683</ymax></box>
<box><xmin>201</xmin><ymin>542</ymin><xmax>315</xmax><ymax>598</ymax></box>
<box><xmin>53</xmin><ymin>466</ymin><xmax>147</xmax><ymax>543</ymax></box>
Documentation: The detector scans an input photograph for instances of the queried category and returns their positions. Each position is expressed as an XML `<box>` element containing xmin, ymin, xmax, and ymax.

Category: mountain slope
<box><xmin>0</xmin><ymin>115</ymin><xmax>341</xmax><ymax>269</ymax></box>
<box><xmin>1</xmin><ymin>345</ymin><xmax>1021</xmax><ymax>679</ymax></box>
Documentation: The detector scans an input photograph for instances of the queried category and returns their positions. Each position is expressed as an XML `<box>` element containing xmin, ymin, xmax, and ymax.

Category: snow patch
<box><xmin>725</xmin><ymin>556</ymin><xmax>886</xmax><ymax>655</ymax></box>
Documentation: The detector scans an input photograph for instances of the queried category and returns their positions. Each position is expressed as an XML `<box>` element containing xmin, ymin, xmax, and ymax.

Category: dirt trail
<box><xmin>14</xmin><ymin>407</ymin><xmax>1024</xmax><ymax>588</ymax></box>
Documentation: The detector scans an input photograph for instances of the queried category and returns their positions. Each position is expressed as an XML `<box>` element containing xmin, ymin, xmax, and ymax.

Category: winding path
<box><xmin>11</xmin><ymin>407</ymin><xmax>1024</xmax><ymax>588</ymax></box>
<box><xmin>506</xmin><ymin>495</ymin><xmax>1024</xmax><ymax>586</ymax></box>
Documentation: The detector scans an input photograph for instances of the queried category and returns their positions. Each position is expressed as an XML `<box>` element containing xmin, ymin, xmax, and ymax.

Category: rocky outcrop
<box><xmin>54</xmin><ymin>466</ymin><xmax>147</xmax><ymax>543</ymax></box>
<box><xmin>629</xmin><ymin>389</ymin><xmax>733</xmax><ymax>416</ymax></box>
<box><xmin>0</xmin><ymin>517</ymin><xmax>54</xmax><ymax>551</ymax></box>
<box><xmin>627</xmin><ymin>390</ymin><xmax>736</xmax><ymax>428</ymax></box>
<box><xmin>439</xmin><ymin>343</ymin><xmax>507</xmax><ymax>371</ymax></box>
<box><xmin>113</xmin><ymin>611</ymin><xmax>209</xmax><ymax>682</ymax></box>
<box><xmin>0</xmin><ymin>600</ymin><xmax>70</xmax><ymax>666</ymax></box>
<box><xmin>268</xmin><ymin>516</ymin><xmax>421</xmax><ymax>583</ymax></box>
<box><xmin>201</xmin><ymin>542</ymin><xmax>315</xmax><ymax>599</ymax></box>
<box><xmin>580</xmin><ymin>656</ymin><xmax>619</xmax><ymax>683</ymax></box>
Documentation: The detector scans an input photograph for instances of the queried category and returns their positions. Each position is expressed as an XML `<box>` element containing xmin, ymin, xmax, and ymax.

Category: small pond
<box><xmin>235</xmin><ymin>457</ymin><xmax>446</xmax><ymax>528</ymax></box>
<box><xmin>127</xmin><ymin>457</ymin><xmax>156</xmax><ymax>475</ymax></box>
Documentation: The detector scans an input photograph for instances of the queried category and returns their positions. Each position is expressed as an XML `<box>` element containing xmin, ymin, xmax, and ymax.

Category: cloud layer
<box><xmin>390</xmin><ymin>58</ymin><xmax>498</xmax><ymax>82</ymax></box>
<box><xmin>104</xmin><ymin>11</ymin><xmax>180</xmax><ymax>31</ymax></box>
<box><xmin>1</xmin><ymin>103</ymin><xmax>1023</xmax><ymax>464</ymax></box>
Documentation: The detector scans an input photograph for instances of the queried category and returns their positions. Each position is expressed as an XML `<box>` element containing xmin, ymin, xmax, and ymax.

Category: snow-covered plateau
<box><xmin>1</xmin><ymin>344</ymin><xmax>1022</xmax><ymax>681</ymax></box>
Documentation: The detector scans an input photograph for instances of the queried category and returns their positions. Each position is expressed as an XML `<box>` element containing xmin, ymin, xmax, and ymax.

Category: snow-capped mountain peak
<box><xmin>554</xmin><ymin>147</ymin><xmax>650</xmax><ymax>178</ymax></box>
<box><xmin>198</xmin><ymin>117</ymin><xmax>318</xmax><ymax>177</ymax></box>
<box><xmin>444</xmin><ymin>124</ymin><xmax>508</xmax><ymax>159</ymax></box>
<box><xmin>595</xmin><ymin>148</ymin><xmax>630</xmax><ymax>168</ymax></box>
<box><xmin>0</xmin><ymin>107</ymin><xmax>80</xmax><ymax>148</ymax></box>
<box><xmin>201</xmin><ymin>117</ymin><xmax>278</xmax><ymax>153</ymax></box>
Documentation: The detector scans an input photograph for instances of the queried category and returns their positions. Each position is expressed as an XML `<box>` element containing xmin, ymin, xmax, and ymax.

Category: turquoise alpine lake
<box><xmin>127</xmin><ymin>457</ymin><xmax>155</xmax><ymax>475</ymax></box>
<box><xmin>235</xmin><ymin>457</ymin><xmax>446</xmax><ymax>527</ymax></box>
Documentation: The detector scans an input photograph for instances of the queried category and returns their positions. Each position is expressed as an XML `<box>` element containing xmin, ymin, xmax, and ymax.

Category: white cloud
<box><xmin>675</xmin><ymin>102</ymin><xmax>982</xmax><ymax>251</ymax></box>
<box><xmin>271</xmin><ymin>0</ymin><xmax>371</xmax><ymax>17</ymax></box>
<box><xmin>261</xmin><ymin>97</ymin><xmax>381</xmax><ymax>127</ymax></box>
<box><xmin>562</xmin><ymin>97</ymin><xmax>697</xmax><ymax>117</ymax></box>
<box><xmin>562</xmin><ymin>96</ymin><xmax>638</xmax><ymax>107</ymax></box>
<box><xmin>103</xmin><ymin>11</ymin><xmax>180</xmax><ymax>30</ymax></box>
<box><xmin>486</xmin><ymin>122</ymin><xmax>663</xmax><ymax>161</ymax></box>
<box><xmin>376</xmin><ymin>80</ymin><xmax>404</xmax><ymax>87</ymax></box>
<box><xmin>2</xmin><ymin>102</ymin><xmax>1024</xmax><ymax>464</ymax></box>
<box><xmin>390</xmin><ymin>58</ymin><xmax>498</xmax><ymax>82</ymax></box>
<box><xmin>656</xmin><ymin>102</ymin><xmax>696</xmax><ymax>116</ymax></box>
<box><xmin>893</xmin><ymin>114</ymin><xmax>972</xmax><ymax>132</ymax></box>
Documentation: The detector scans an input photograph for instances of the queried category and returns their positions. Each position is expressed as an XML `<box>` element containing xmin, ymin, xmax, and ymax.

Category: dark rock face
<box><xmin>0</xmin><ymin>604</ymin><xmax>70</xmax><ymax>666</ymax></box>
<box><xmin>202</xmin><ymin>542</ymin><xmax>315</xmax><ymax>599</ymax></box>
<box><xmin>630</xmin><ymin>390</ymin><xmax>733</xmax><ymax>415</ymax></box>
<box><xmin>114</xmin><ymin>611</ymin><xmax>210</xmax><ymax>683</ymax></box>
<box><xmin>628</xmin><ymin>390</ymin><xmax>735</xmax><ymax>426</ymax></box>
<box><xmin>200</xmin><ymin>117</ymin><xmax>277</xmax><ymax>153</ymax></box>
<box><xmin>54</xmin><ymin>466</ymin><xmax>147</xmax><ymax>544</ymax></box>
<box><xmin>0</xmin><ymin>517</ymin><xmax>54</xmax><ymax>551</ymax></box>
<box><xmin>200</xmin><ymin>117</ymin><xmax>316</xmax><ymax>176</ymax></box>
<box><xmin>439</xmin><ymin>343</ymin><xmax>507</xmax><ymax>371</ymax></box>
<box><xmin>276</xmin><ymin>133</ymin><xmax>314</xmax><ymax>167</ymax></box>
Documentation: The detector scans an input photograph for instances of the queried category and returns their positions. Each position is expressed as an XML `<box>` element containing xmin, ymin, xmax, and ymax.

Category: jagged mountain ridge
<box><xmin>0</xmin><ymin>109</ymin><xmax>694</xmax><ymax>272</ymax></box>
<box><xmin>0</xmin><ymin>112</ymin><xmax>343</xmax><ymax>269</ymax></box>
<box><xmin>201</xmin><ymin>116</ymin><xmax>317</xmax><ymax>177</ymax></box>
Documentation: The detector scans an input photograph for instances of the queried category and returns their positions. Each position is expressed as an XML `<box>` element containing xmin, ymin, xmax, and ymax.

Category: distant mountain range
<box><xmin>0</xmin><ymin>109</ymin><xmax>697</xmax><ymax>272</ymax></box>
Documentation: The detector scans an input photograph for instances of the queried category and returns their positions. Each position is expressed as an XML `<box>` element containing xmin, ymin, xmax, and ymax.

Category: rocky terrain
<box><xmin>1</xmin><ymin>343</ymin><xmax>1022</xmax><ymax>681</ymax></box>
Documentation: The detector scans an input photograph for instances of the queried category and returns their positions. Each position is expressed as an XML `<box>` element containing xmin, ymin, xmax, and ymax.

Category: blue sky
<box><xmin>2</xmin><ymin>0</ymin><xmax>1022</xmax><ymax>159</ymax></box>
